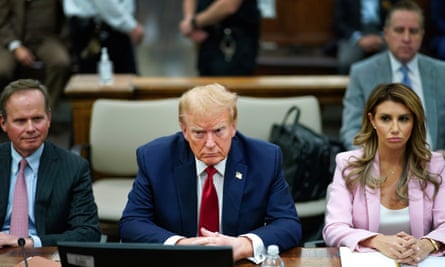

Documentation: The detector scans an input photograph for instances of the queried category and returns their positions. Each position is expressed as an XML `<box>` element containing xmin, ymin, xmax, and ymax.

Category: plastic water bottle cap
<box><xmin>101</xmin><ymin>47</ymin><xmax>109</xmax><ymax>61</ymax></box>
<box><xmin>267</xmin><ymin>245</ymin><xmax>279</xmax><ymax>255</ymax></box>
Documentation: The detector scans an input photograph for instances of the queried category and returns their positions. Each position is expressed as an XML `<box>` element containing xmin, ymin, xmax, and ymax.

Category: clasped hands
<box><xmin>176</xmin><ymin>228</ymin><xmax>253</xmax><ymax>261</ymax></box>
<box><xmin>369</xmin><ymin>232</ymin><xmax>435</xmax><ymax>266</ymax></box>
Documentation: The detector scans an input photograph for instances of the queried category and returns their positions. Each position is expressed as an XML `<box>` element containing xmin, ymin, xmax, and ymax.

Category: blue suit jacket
<box><xmin>120</xmin><ymin>131</ymin><xmax>301</xmax><ymax>251</ymax></box>
<box><xmin>340</xmin><ymin>51</ymin><xmax>445</xmax><ymax>150</ymax></box>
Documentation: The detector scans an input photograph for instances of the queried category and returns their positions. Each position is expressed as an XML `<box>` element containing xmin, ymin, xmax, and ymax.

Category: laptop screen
<box><xmin>57</xmin><ymin>242</ymin><xmax>234</xmax><ymax>267</ymax></box>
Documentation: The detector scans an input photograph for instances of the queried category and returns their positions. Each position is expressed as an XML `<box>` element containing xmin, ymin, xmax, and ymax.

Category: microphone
<box><xmin>17</xmin><ymin>238</ymin><xmax>29</xmax><ymax>267</ymax></box>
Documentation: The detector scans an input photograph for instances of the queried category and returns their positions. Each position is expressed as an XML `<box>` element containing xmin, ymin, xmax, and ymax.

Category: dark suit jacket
<box><xmin>334</xmin><ymin>0</ymin><xmax>396</xmax><ymax>39</ymax></box>
<box><xmin>0</xmin><ymin>0</ymin><xmax>66</xmax><ymax>48</ymax></box>
<box><xmin>0</xmin><ymin>141</ymin><xmax>100</xmax><ymax>246</ymax></box>
<box><xmin>120</xmin><ymin>132</ymin><xmax>301</xmax><ymax>251</ymax></box>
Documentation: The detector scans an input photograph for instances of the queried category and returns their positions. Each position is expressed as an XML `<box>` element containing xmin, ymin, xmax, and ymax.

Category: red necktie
<box><xmin>10</xmin><ymin>159</ymin><xmax>29</xmax><ymax>237</ymax></box>
<box><xmin>198</xmin><ymin>166</ymin><xmax>219</xmax><ymax>235</ymax></box>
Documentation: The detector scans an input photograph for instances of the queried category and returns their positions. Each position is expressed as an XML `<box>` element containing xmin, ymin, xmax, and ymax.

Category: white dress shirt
<box><xmin>63</xmin><ymin>0</ymin><xmax>137</xmax><ymax>33</ymax></box>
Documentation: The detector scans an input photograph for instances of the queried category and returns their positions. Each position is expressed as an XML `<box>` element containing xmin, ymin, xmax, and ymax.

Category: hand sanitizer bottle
<box><xmin>98</xmin><ymin>47</ymin><xmax>113</xmax><ymax>85</ymax></box>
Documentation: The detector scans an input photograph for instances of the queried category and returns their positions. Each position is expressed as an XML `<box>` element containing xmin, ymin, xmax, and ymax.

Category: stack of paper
<box><xmin>339</xmin><ymin>246</ymin><xmax>444</xmax><ymax>267</ymax></box>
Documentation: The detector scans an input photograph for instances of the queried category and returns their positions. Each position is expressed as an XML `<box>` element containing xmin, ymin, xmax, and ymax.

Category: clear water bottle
<box><xmin>262</xmin><ymin>244</ymin><xmax>284</xmax><ymax>267</ymax></box>
<box><xmin>98</xmin><ymin>47</ymin><xmax>113</xmax><ymax>85</ymax></box>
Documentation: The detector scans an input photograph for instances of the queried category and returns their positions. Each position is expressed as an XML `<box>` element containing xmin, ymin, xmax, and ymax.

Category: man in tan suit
<box><xmin>0</xmin><ymin>0</ymin><xmax>71</xmax><ymax>108</ymax></box>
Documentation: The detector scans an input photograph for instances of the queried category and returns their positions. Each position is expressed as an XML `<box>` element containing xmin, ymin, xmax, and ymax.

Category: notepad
<box><xmin>339</xmin><ymin>246</ymin><xmax>445</xmax><ymax>267</ymax></box>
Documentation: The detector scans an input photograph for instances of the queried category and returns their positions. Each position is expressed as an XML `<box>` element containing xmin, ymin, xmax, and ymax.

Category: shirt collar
<box><xmin>11</xmin><ymin>143</ymin><xmax>45</xmax><ymax>174</ymax></box>
<box><xmin>388</xmin><ymin>51</ymin><xmax>418</xmax><ymax>75</ymax></box>
<box><xmin>196</xmin><ymin>158</ymin><xmax>227</xmax><ymax>177</ymax></box>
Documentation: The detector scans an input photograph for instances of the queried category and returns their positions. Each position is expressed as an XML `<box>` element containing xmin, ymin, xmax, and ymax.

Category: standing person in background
<box><xmin>0</xmin><ymin>0</ymin><xmax>71</xmax><ymax>108</ymax></box>
<box><xmin>0</xmin><ymin>79</ymin><xmax>101</xmax><ymax>248</ymax></box>
<box><xmin>120</xmin><ymin>83</ymin><xmax>301</xmax><ymax>263</ymax></box>
<box><xmin>63</xmin><ymin>0</ymin><xmax>144</xmax><ymax>74</ymax></box>
<box><xmin>324</xmin><ymin>83</ymin><xmax>445</xmax><ymax>265</ymax></box>
<box><xmin>430</xmin><ymin>0</ymin><xmax>445</xmax><ymax>60</ymax></box>
<box><xmin>340</xmin><ymin>0</ymin><xmax>445</xmax><ymax>153</ymax></box>
<box><xmin>333</xmin><ymin>0</ymin><xmax>397</xmax><ymax>74</ymax></box>
<box><xmin>179</xmin><ymin>0</ymin><xmax>260</xmax><ymax>76</ymax></box>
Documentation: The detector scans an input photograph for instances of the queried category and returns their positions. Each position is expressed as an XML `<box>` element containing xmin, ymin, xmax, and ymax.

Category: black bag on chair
<box><xmin>269</xmin><ymin>106</ymin><xmax>344</xmax><ymax>202</ymax></box>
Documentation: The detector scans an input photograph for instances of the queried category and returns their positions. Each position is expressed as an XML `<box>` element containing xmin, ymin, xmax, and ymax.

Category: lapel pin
<box><xmin>235</xmin><ymin>172</ymin><xmax>243</xmax><ymax>180</ymax></box>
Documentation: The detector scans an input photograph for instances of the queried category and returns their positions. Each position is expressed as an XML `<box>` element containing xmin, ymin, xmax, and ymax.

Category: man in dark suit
<box><xmin>0</xmin><ymin>79</ymin><xmax>100</xmax><ymax>248</ymax></box>
<box><xmin>0</xmin><ymin>0</ymin><xmax>71</xmax><ymax>108</ymax></box>
<box><xmin>333</xmin><ymin>0</ymin><xmax>397</xmax><ymax>74</ymax></box>
<box><xmin>120</xmin><ymin>84</ymin><xmax>301</xmax><ymax>263</ymax></box>
<box><xmin>340</xmin><ymin>0</ymin><xmax>445</xmax><ymax>153</ymax></box>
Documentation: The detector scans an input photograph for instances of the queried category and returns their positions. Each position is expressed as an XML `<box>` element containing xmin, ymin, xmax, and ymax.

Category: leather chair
<box><xmin>237</xmin><ymin>96</ymin><xmax>327</xmax><ymax>243</ymax></box>
<box><xmin>72</xmin><ymin>98</ymin><xmax>180</xmax><ymax>240</ymax></box>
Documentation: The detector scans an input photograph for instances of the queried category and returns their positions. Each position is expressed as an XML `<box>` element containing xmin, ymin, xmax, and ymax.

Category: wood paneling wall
<box><xmin>260</xmin><ymin>0</ymin><xmax>431</xmax><ymax>47</ymax></box>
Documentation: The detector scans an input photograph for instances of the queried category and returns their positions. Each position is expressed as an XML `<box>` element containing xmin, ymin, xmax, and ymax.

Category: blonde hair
<box><xmin>178</xmin><ymin>83</ymin><xmax>238</xmax><ymax>127</ymax></box>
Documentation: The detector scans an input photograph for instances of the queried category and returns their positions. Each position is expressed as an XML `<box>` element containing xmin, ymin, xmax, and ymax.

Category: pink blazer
<box><xmin>323</xmin><ymin>149</ymin><xmax>445</xmax><ymax>253</ymax></box>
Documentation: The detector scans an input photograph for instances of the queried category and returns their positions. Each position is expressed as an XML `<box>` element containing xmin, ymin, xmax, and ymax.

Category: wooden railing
<box><xmin>64</xmin><ymin>74</ymin><xmax>349</xmax><ymax>145</ymax></box>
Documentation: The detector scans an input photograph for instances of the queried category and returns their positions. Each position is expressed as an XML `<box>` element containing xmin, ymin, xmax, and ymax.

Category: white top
<box><xmin>63</xmin><ymin>0</ymin><xmax>137</xmax><ymax>33</ymax></box>
<box><xmin>378</xmin><ymin>204</ymin><xmax>410</xmax><ymax>235</ymax></box>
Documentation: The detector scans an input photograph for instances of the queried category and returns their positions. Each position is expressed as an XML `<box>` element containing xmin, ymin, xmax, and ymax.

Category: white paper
<box><xmin>340</xmin><ymin>246</ymin><xmax>445</xmax><ymax>267</ymax></box>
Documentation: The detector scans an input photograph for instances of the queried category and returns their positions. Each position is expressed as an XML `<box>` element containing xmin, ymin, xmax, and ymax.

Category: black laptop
<box><xmin>57</xmin><ymin>241</ymin><xmax>233</xmax><ymax>267</ymax></box>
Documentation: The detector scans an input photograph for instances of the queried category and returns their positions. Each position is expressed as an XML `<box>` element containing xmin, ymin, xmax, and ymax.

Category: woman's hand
<box><xmin>399</xmin><ymin>238</ymin><xmax>436</xmax><ymax>266</ymax></box>
<box><xmin>361</xmin><ymin>232</ymin><xmax>417</xmax><ymax>261</ymax></box>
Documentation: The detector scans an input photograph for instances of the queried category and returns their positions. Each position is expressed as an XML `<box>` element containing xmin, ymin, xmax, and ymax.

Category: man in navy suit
<box><xmin>0</xmin><ymin>79</ymin><xmax>100</xmax><ymax>248</ymax></box>
<box><xmin>120</xmin><ymin>84</ymin><xmax>301</xmax><ymax>263</ymax></box>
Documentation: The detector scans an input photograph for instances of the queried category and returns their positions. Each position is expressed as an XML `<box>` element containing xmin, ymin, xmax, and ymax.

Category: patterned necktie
<box><xmin>400</xmin><ymin>65</ymin><xmax>412</xmax><ymax>88</ymax></box>
<box><xmin>198</xmin><ymin>166</ymin><xmax>219</xmax><ymax>235</ymax></box>
<box><xmin>10</xmin><ymin>159</ymin><xmax>29</xmax><ymax>237</ymax></box>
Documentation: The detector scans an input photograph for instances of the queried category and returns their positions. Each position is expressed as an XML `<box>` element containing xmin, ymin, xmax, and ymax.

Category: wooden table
<box><xmin>0</xmin><ymin>246</ymin><xmax>58</xmax><ymax>267</ymax></box>
<box><xmin>0</xmin><ymin>247</ymin><xmax>340</xmax><ymax>267</ymax></box>
<box><xmin>64</xmin><ymin>74</ymin><xmax>348</xmax><ymax>145</ymax></box>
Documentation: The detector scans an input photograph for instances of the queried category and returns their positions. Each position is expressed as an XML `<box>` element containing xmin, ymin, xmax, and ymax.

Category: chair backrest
<box><xmin>89</xmin><ymin>96</ymin><xmax>321</xmax><ymax>174</ymax></box>
<box><xmin>89</xmin><ymin>98</ymin><xmax>180</xmax><ymax>176</ymax></box>
<box><xmin>237</xmin><ymin>95</ymin><xmax>322</xmax><ymax>141</ymax></box>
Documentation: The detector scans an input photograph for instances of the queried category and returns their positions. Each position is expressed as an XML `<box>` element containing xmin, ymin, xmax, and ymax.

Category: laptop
<box><xmin>57</xmin><ymin>241</ymin><xmax>233</xmax><ymax>267</ymax></box>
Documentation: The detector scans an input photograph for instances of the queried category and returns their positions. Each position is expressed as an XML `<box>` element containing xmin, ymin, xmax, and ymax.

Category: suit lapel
<box><xmin>367</xmin><ymin>156</ymin><xmax>381</xmax><ymax>232</ymax></box>
<box><xmin>34</xmin><ymin>142</ymin><xmax>59</xmax><ymax>232</ymax></box>
<box><xmin>365</xmin><ymin>53</ymin><xmax>393</xmax><ymax>98</ymax></box>
<box><xmin>174</xmin><ymin>137</ymin><xmax>199</xmax><ymax>236</ymax></box>
<box><xmin>408</xmin><ymin>180</ymin><xmax>424</xmax><ymax>237</ymax></box>
<box><xmin>374</xmin><ymin>53</ymin><xmax>393</xmax><ymax>84</ymax></box>
<box><xmin>0</xmin><ymin>144</ymin><xmax>12</xmax><ymax>226</ymax></box>
<box><xmin>418</xmin><ymin>56</ymin><xmax>438</xmax><ymax>149</ymax></box>
<box><xmin>221</xmin><ymin>137</ymin><xmax>247</xmax><ymax>234</ymax></box>
<box><xmin>174</xmin><ymin>162</ymin><xmax>198</xmax><ymax>236</ymax></box>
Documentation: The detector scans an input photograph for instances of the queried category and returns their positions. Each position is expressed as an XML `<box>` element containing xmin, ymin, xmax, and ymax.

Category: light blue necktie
<box><xmin>400</xmin><ymin>65</ymin><xmax>411</xmax><ymax>88</ymax></box>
